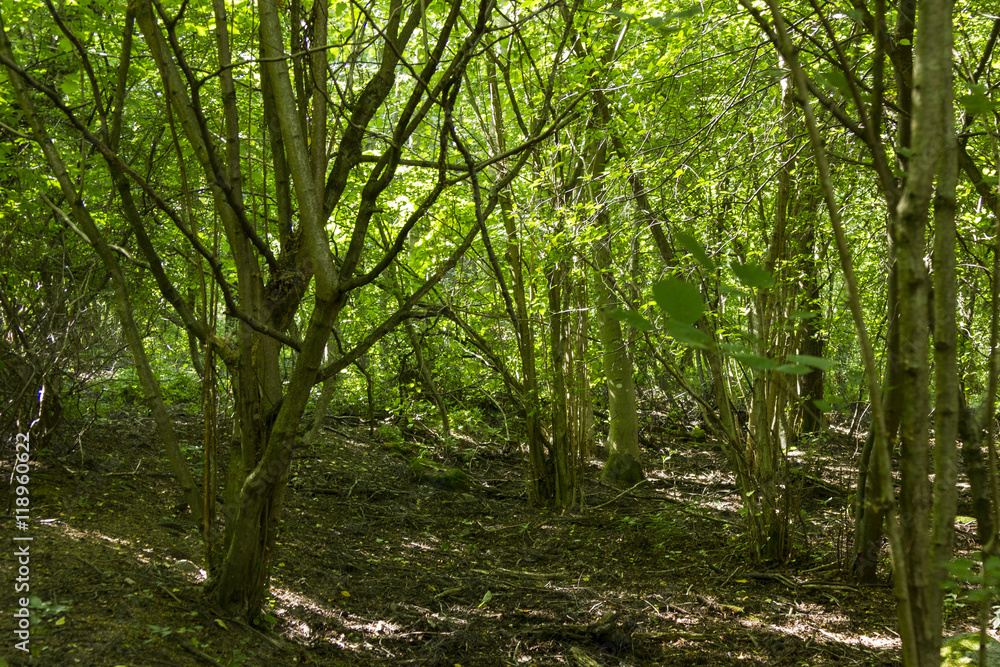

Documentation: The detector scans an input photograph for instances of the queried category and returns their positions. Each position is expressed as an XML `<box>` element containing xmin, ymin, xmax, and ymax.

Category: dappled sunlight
<box><xmin>40</xmin><ymin>518</ymin><xmax>135</xmax><ymax>547</ymax></box>
<box><xmin>259</xmin><ymin>425</ymin><xmax>907</xmax><ymax>663</ymax></box>
<box><xmin>736</xmin><ymin>610</ymin><xmax>902</xmax><ymax>653</ymax></box>
<box><xmin>3</xmin><ymin>412</ymin><xmax>922</xmax><ymax>665</ymax></box>
<box><xmin>814</xmin><ymin>625</ymin><xmax>900</xmax><ymax>651</ymax></box>
<box><xmin>37</xmin><ymin>518</ymin><xmax>209</xmax><ymax>582</ymax></box>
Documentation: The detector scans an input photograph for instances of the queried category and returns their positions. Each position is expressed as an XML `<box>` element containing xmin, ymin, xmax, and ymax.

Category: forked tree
<box><xmin>0</xmin><ymin>0</ymin><xmax>554</xmax><ymax>619</ymax></box>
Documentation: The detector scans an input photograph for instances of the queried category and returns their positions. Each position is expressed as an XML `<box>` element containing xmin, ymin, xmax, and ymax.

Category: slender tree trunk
<box><xmin>548</xmin><ymin>261</ymin><xmax>574</xmax><ymax>508</ymax></box>
<box><xmin>306</xmin><ymin>338</ymin><xmax>341</xmax><ymax>446</ymax></box>
<box><xmin>889</xmin><ymin>0</ymin><xmax>957</xmax><ymax>660</ymax></box>
<box><xmin>487</xmin><ymin>56</ymin><xmax>551</xmax><ymax>503</ymax></box>
<box><xmin>592</xmin><ymin>228</ymin><xmax>644</xmax><ymax>486</ymax></box>
<box><xmin>853</xmin><ymin>257</ymin><xmax>902</xmax><ymax>583</ymax></box>
<box><xmin>566</xmin><ymin>16</ymin><xmax>643</xmax><ymax>487</ymax></box>
<box><xmin>796</xmin><ymin>211</ymin><xmax>824</xmax><ymax>435</ymax></box>
<box><xmin>572</xmin><ymin>277</ymin><xmax>596</xmax><ymax>461</ymax></box>
<box><xmin>499</xmin><ymin>203</ymin><xmax>550</xmax><ymax>502</ymax></box>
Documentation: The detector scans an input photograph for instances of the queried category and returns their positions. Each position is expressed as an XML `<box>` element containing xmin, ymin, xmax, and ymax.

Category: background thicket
<box><xmin>1</xmin><ymin>0</ymin><xmax>999</xmax><ymax>664</ymax></box>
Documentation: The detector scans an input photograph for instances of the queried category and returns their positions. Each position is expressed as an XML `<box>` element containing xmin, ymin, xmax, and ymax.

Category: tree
<box><xmin>0</xmin><ymin>0</ymin><xmax>552</xmax><ymax>620</ymax></box>
<box><xmin>744</xmin><ymin>0</ymin><xmax>973</xmax><ymax>662</ymax></box>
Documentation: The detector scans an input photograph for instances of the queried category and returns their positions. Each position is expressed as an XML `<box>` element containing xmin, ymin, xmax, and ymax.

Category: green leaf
<box><xmin>676</xmin><ymin>232</ymin><xmax>715</xmax><ymax>272</ymax></box>
<box><xmin>606</xmin><ymin>8</ymin><xmax>633</xmax><ymax>21</ymax></box>
<box><xmin>812</xmin><ymin>399</ymin><xmax>833</xmax><ymax>412</ymax></box>
<box><xmin>788</xmin><ymin>310</ymin><xmax>818</xmax><ymax>319</ymax></box>
<box><xmin>774</xmin><ymin>363</ymin><xmax>811</xmax><ymax>375</ymax></box>
<box><xmin>959</xmin><ymin>85</ymin><xmax>996</xmax><ymax>116</ymax></box>
<box><xmin>761</xmin><ymin>68</ymin><xmax>789</xmax><ymax>82</ymax></box>
<box><xmin>719</xmin><ymin>285</ymin><xmax>751</xmax><ymax>298</ymax></box>
<box><xmin>720</xmin><ymin>344</ymin><xmax>779</xmax><ymax>371</ymax></box>
<box><xmin>652</xmin><ymin>278</ymin><xmax>704</xmax><ymax>324</ymax></box>
<box><xmin>609</xmin><ymin>307</ymin><xmax>654</xmax><ymax>331</ymax></box>
<box><xmin>817</xmin><ymin>68</ymin><xmax>849</xmax><ymax>95</ymax></box>
<box><xmin>730</xmin><ymin>262</ymin><xmax>774</xmax><ymax>289</ymax></box>
<box><xmin>664</xmin><ymin>320</ymin><xmax>710</xmax><ymax>349</ymax></box>
<box><xmin>786</xmin><ymin>354</ymin><xmax>836</xmax><ymax>371</ymax></box>
<box><xmin>740</xmin><ymin>354</ymin><xmax>779</xmax><ymax>371</ymax></box>
<box><xmin>59</xmin><ymin>77</ymin><xmax>81</xmax><ymax>98</ymax></box>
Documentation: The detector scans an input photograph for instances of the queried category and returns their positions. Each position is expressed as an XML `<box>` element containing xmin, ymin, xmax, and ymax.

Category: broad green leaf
<box><xmin>664</xmin><ymin>320</ymin><xmax>710</xmax><ymax>349</ymax></box>
<box><xmin>676</xmin><ymin>231</ymin><xmax>715</xmax><ymax>272</ymax></box>
<box><xmin>774</xmin><ymin>363</ymin><xmax>811</xmax><ymax>375</ymax></box>
<box><xmin>730</xmin><ymin>262</ymin><xmax>774</xmax><ymax>289</ymax></box>
<box><xmin>761</xmin><ymin>68</ymin><xmax>788</xmax><ymax>82</ymax></box>
<box><xmin>609</xmin><ymin>307</ymin><xmax>654</xmax><ymax>331</ymax></box>
<box><xmin>786</xmin><ymin>354</ymin><xmax>836</xmax><ymax>371</ymax></box>
<box><xmin>959</xmin><ymin>85</ymin><xmax>996</xmax><ymax>115</ymax></box>
<box><xmin>652</xmin><ymin>278</ymin><xmax>704</xmax><ymax>324</ymax></box>
<box><xmin>720</xmin><ymin>344</ymin><xmax>778</xmax><ymax>370</ymax></box>
<box><xmin>817</xmin><ymin>68</ymin><xmax>849</xmax><ymax>95</ymax></box>
<box><xmin>59</xmin><ymin>77</ymin><xmax>81</xmax><ymax>98</ymax></box>
<box><xmin>812</xmin><ymin>399</ymin><xmax>833</xmax><ymax>412</ymax></box>
<box><xmin>719</xmin><ymin>285</ymin><xmax>751</xmax><ymax>298</ymax></box>
<box><xmin>788</xmin><ymin>310</ymin><xmax>818</xmax><ymax>319</ymax></box>
<box><xmin>718</xmin><ymin>342</ymin><xmax>751</xmax><ymax>355</ymax></box>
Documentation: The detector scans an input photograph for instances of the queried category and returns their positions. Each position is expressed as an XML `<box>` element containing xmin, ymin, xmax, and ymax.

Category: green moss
<box><xmin>408</xmin><ymin>457</ymin><xmax>470</xmax><ymax>491</ymax></box>
<box><xmin>408</xmin><ymin>457</ymin><xmax>435</xmax><ymax>479</ymax></box>
<box><xmin>427</xmin><ymin>468</ymin><xmax>470</xmax><ymax>492</ymax></box>
<box><xmin>387</xmin><ymin>442</ymin><xmax>416</xmax><ymax>459</ymax></box>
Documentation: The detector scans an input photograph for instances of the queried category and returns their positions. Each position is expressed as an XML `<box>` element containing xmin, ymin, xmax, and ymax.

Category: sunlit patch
<box><xmin>283</xmin><ymin>618</ymin><xmax>312</xmax><ymax>639</ymax></box>
<box><xmin>738</xmin><ymin>614</ymin><xmax>900</xmax><ymax>651</ymax></box>
<box><xmin>271</xmin><ymin>587</ymin><xmax>332</xmax><ymax>617</ymax></box>
<box><xmin>38</xmin><ymin>518</ymin><xmax>209</xmax><ymax>581</ymax></box>
<box><xmin>815</xmin><ymin>626</ymin><xmax>899</xmax><ymax>650</ymax></box>
<box><xmin>361</xmin><ymin>619</ymin><xmax>400</xmax><ymax>636</ymax></box>
<box><xmin>44</xmin><ymin>520</ymin><xmax>135</xmax><ymax>547</ymax></box>
<box><xmin>404</xmin><ymin>540</ymin><xmax>435</xmax><ymax>550</ymax></box>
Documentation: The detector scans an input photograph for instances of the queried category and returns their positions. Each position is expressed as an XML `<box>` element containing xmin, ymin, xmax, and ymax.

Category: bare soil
<box><xmin>0</xmin><ymin>409</ymin><xmax>984</xmax><ymax>665</ymax></box>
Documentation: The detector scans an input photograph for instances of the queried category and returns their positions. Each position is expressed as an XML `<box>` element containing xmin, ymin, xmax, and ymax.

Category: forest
<box><xmin>0</xmin><ymin>0</ymin><xmax>998</xmax><ymax>664</ymax></box>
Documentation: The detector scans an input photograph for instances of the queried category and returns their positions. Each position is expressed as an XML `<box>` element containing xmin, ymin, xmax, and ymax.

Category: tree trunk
<box><xmin>592</xmin><ymin>228</ymin><xmax>644</xmax><ymax>486</ymax></box>
<box><xmin>548</xmin><ymin>262</ymin><xmax>575</xmax><ymax>509</ymax></box>
<box><xmin>852</xmin><ymin>257</ymin><xmax>903</xmax><ymax>583</ymax></box>
<box><xmin>795</xmin><ymin>212</ymin><xmax>824</xmax><ymax>435</ymax></box>
<box><xmin>890</xmin><ymin>0</ymin><xmax>958</xmax><ymax>659</ymax></box>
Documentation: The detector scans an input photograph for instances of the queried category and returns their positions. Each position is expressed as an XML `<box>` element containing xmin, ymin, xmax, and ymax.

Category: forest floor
<box><xmin>1</xmin><ymin>407</ymin><xmax>987</xmax><ymax>666</ymax></box>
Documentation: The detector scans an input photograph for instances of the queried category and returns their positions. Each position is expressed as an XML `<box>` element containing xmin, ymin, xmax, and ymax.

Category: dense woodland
<box><xmin>1</xmin><ymin>0</ymin><xmax>999</xmax><ymax>664</ymax></box>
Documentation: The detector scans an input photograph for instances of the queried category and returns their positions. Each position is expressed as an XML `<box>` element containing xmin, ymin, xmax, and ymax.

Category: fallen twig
<box><xmin>591</xmin><ymin>480</ymin><xmax>649</xmax><ymax>510</ymax></box>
